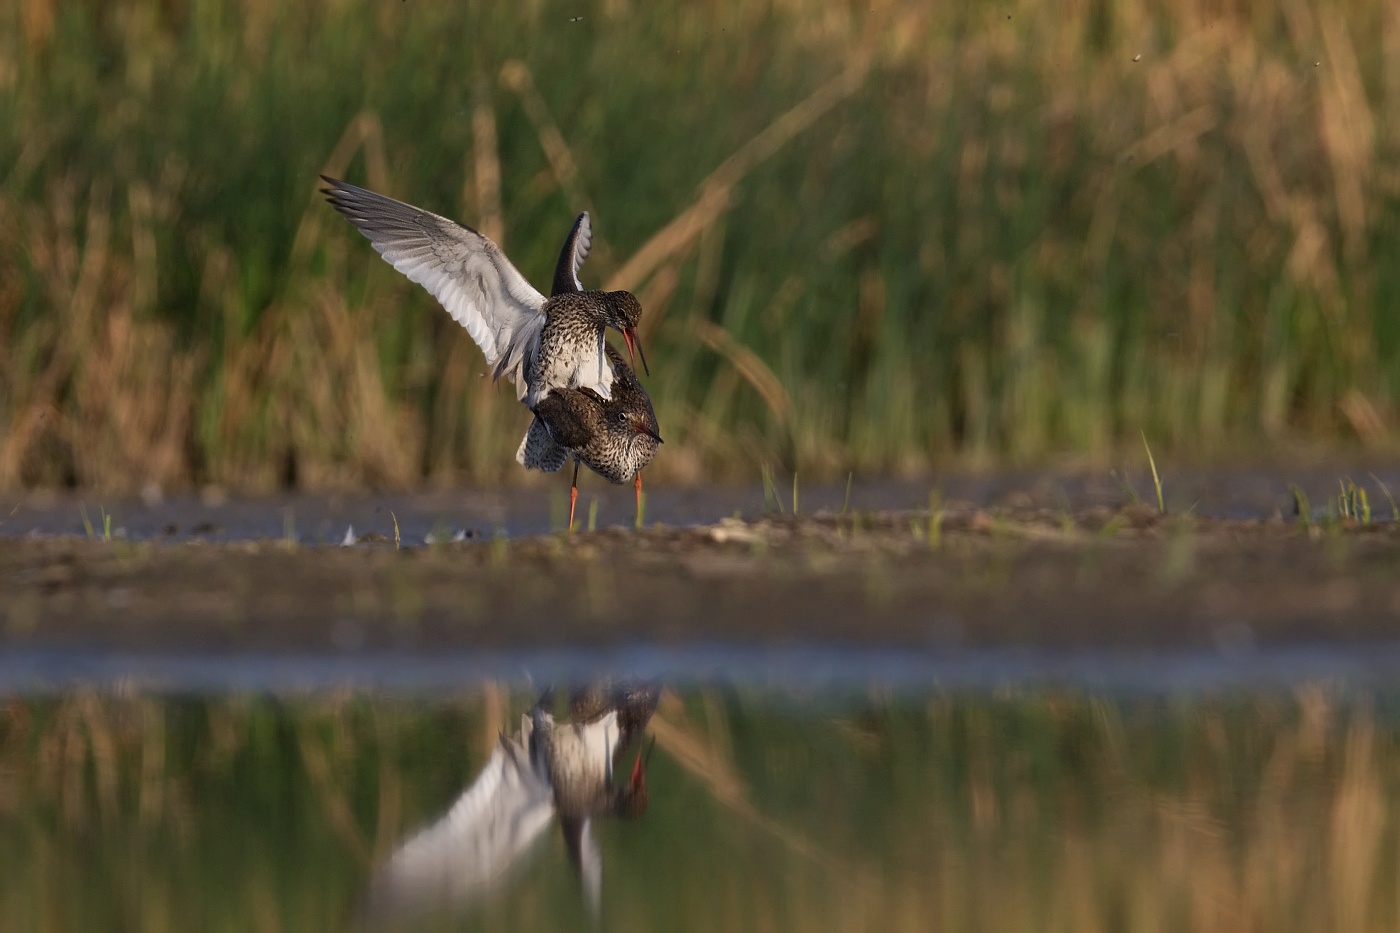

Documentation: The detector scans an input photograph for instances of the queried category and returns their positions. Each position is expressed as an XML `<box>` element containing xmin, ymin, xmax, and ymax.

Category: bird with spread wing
<box><xmin>321</xmin><ymin>178</ymin><xmax>657</xmax><ymax>518</ymax></box>
<box><xmin>362</xmin><ymin>683</ymin><xmax>659</xmax><ymax>925</ymax></box>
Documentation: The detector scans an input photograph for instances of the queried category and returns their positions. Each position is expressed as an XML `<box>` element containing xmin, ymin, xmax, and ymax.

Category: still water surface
<box><xmin>2</xmin><ymin>685</ymin><xmax>1396</xmax><ymax>932</ymax></box>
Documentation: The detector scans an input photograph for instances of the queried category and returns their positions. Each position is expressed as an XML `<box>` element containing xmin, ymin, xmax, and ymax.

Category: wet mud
<box><xmin>7</xmin><ymin>463</ymin><xmax>1400</xmax><ymax>542</ymax></box>
<box><xmin>5</xmin><ymin>504</ymin><xmax>1400</xmax><ymax>657</ymax></box>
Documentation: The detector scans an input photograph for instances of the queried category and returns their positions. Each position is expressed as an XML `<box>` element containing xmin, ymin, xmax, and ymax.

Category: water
<box><xmin>2</xmin><ymin>685</ymin><xmax>1397</xmax><ymax>932</ymax></box>
<box><xmin>10</xmin><ymin>642</ymin><xmax>1400</xmax><ymax>694</ymax></box>
<box><xmin>6</xmin><ymin>464</ymin><xmax>1400</xmax><ymax>931</ymax></box>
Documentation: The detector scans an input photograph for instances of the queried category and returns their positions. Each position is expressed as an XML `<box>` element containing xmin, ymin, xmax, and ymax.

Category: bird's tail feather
<box><xmin>516</xmin><ymin>417</ymin><xmax>570</xmax><ymax>472</ymax></box>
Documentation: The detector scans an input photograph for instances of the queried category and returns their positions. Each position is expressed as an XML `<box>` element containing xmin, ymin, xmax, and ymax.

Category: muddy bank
<box><xmin>8</xmin><ymin>463</ymin><xmax>1400</xmax><ymax>542</ymax></box>
<box><xmin>4</xmin><ymin>506</ymin><xmax>1400</xmax><ymax>656</ymax></box>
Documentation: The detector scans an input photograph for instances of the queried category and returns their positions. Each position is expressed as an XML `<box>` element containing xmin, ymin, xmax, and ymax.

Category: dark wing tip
<box><xmin>319</xmin><ymin>175</ymin><xmax>355</xmax><ymax>212</ymax></box>
<box><xmin>551</xmin><ymin>211</ymin><xmax>594</xmax><ymax>297</ymax></box>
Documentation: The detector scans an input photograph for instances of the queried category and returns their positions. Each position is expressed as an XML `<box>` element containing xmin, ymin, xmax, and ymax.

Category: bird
<box><xmin>362</xmin><ymin>684</ymin><xmax>659</xmax><ymax>925</ymax></box>
<box><xmin>520</xmin><ymin>344</ymin><xmax>662</xmax><ymax>531</ymax></box>
<box><xmin>514</xmin><ymin>212</ymin><xmax>663</xmax><ymax>530</ymax></box>
<box><xmin>525</xmin><ymin>210</ymin><xmax>650</xmax><ymax>408</ymax></box>
<box><xmin>319</xmin><ymin>177</ymin><xmax>650</xmax><ymax>449</ymax></box>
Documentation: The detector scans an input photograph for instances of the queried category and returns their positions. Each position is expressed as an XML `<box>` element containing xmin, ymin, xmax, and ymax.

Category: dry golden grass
<box><xmin>2</xmin><ymin>0</ymin><xmax>1399</xmax><ymax>492</ymax></box>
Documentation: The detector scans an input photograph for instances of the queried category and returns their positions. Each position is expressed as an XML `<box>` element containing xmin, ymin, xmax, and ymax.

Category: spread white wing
<box><xmin>322</xmin><ymin>176</ymin><xmax>547</xmax><ymax>395</ymax></box>
<box><xmin>364</xmin><ymin>728</ymin><xmax>556</xmax><ymax>919</ymax></box>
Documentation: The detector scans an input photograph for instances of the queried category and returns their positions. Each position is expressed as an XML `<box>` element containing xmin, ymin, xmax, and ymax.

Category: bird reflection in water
<box><xmin>361</xmin><ymin>680</ymin><xmax>661</xmax><ymax>926</ymax></box>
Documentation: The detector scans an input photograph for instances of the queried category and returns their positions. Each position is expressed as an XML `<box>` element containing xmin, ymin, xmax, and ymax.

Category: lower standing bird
<box><xmin>319</xmin><ymin>177</ymin><xmax>656</xmax><ymax>513</ymax></box>
<box><xmin>362</xmin><ymin>683</ymin><xmax>660</xmax><ymax>925</ymax></box>
<box><xmin>519</xmin><ymin>342</ymin><xmax>662</xmax><ymax>531</ymax></box>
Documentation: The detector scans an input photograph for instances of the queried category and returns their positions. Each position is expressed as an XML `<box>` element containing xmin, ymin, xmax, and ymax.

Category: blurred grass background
<box><xmin>2</xmin><ymin>0</ymin><xmax>1400</xmax><ymax>493</ymax></box>
<box><xmin>2</xmin><ymin>688</ymin><xmax>1399</xmax><ymax>932</ymax></box>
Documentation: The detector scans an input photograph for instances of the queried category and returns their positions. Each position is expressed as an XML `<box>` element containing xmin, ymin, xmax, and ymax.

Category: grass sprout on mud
<box><xmin>762</xmin><ymin>464</ymin><xmax>785</xmax><ymax>516</ymax></box>
<box><xmin>926</xmin><ymin>490</ymin><xmax>944</xmax><ymax>549</ymax></box>
<box><xmin>1141</xmin><ymin>432</ymin><xmax>1165</xmax><ymax>514</ymax></box>
<box><xmin>1371</xmin><ymin>474</ymin><xmax>1400</xmax><ymax>521</ymax></box>
<box><xmin>1338</xmin><ymin>479</ymin><xmax>1371</xmax><ymax>524</ymax></box>
<box><xmin>77</xmin><ymin>504</ymin><xmax>114</xmax><ymax>542</ymax></box>
<box><xmin>1291</xmin><ymin>484</ymin><xmax>1313</xmax><ymax>527</ymax></box>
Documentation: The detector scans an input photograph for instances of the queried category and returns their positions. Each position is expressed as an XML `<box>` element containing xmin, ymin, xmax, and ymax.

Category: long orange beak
<box><xmin>630</xmin><ymin>735</ymin><xmax>655</xmax><ymax>788</ymax></box>
<box><xmin>622</xmin><ymin>328</ymin><xmax>650</xmax><ymax>377</ymax></box>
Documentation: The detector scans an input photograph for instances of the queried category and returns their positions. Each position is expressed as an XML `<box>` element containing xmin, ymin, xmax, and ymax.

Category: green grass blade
<box><xmin>1141</xmin><ymin>432</ymin><xmax>1164</xmax><ymax>514</ymax></box>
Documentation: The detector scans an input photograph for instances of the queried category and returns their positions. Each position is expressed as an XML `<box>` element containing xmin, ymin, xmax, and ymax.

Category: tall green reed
<box><xmin>2</xmin><ymin>0</ymin><xmax>1399</xmax><ymax>492</ymax></box>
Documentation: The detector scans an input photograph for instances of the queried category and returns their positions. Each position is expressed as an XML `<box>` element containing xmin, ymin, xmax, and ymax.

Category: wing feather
<box><xmin>550</xmin><ymin>212</ymin><xmax>593</xmax><ymax>296</ymax></box>
<box><xmin>364</xmin><ymin>732</ymin><xmax>555</xmax><ymax>919</ymax></box>
<box><xmin>322</xmin><ymin>176</ymin><xmax>547</xmax><ymax>393</ymax></box>
<box><xmin>516</xmin><ymin>416</ymin><xmax>571</xmax><ymax>472</ymax></box>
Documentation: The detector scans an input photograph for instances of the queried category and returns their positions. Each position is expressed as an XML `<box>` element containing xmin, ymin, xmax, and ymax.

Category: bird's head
<box><xmin>605</xmin><ymin>291</ymin><xmax>649</xmax><ymax>377</ymax></box>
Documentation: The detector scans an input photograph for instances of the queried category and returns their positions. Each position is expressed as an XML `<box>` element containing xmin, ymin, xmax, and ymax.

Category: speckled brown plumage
<box><xmin>566</xmin><ymin>679</ymin><xmax>662</xmax><ymax>749</ymax></box>
<box><xmin>517</xmin><ymin>219</ymin><xmax>662</xmax><ymax>528</ymax></box>
<box><xmin>320</xmin><ymin>177</ymin><xmax>661</xmax><ymax>516</ymax></box>
<box><xmin>524</xmin><ymin>289</ymin><xmax>645</xmax><ymax>409</ymax></box>
<box><xmin>530</xmin><ymin>686</ymin><xmax>656</xmax><ymax>825</ymax></box>
<box><xmin>528</xmin><ymin>684</ymin><xmax>657</xmax><ymax>910</ymax></box>
<box><xmin>319</xmin><ymin>176</ymin><xmax>647</xmax><ymax>415</ymax></box>
<box><xmin>531</xmin><ymin>344</ymin><xmax>662</xmax><ymax>485</ymax></box>
<box><xmin>367</xmin><ymin>682</ymin><xmax>656</xmax><ymax>922</ymax></box>
<box><xmin>516</xmin><ymin>414</ymin><xmax>571</xmax><ymax>473</ymax></box>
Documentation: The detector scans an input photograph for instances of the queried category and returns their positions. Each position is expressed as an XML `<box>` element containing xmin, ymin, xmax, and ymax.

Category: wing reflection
<box><xmin>362</xmin><ymin>680</ymin><xmax>660</xmax><ymax>925</ymax></box>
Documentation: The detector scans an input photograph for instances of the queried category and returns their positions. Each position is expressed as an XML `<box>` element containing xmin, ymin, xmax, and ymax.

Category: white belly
<box><xmin>526</xmin><ymin>334</ymin><xmax>615</xmax><ymax>408</ymax></box>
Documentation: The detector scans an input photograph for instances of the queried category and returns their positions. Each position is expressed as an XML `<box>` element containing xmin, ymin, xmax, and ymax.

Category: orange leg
<box><xmin>568</xmin><ymin>461</ymin><xmax>580</xmax><ymax>532</ymax></box>
<box><xmin>634</xmin><ymin>471</ymin><xmax>643</xmax><ymax>520</ymax></box>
